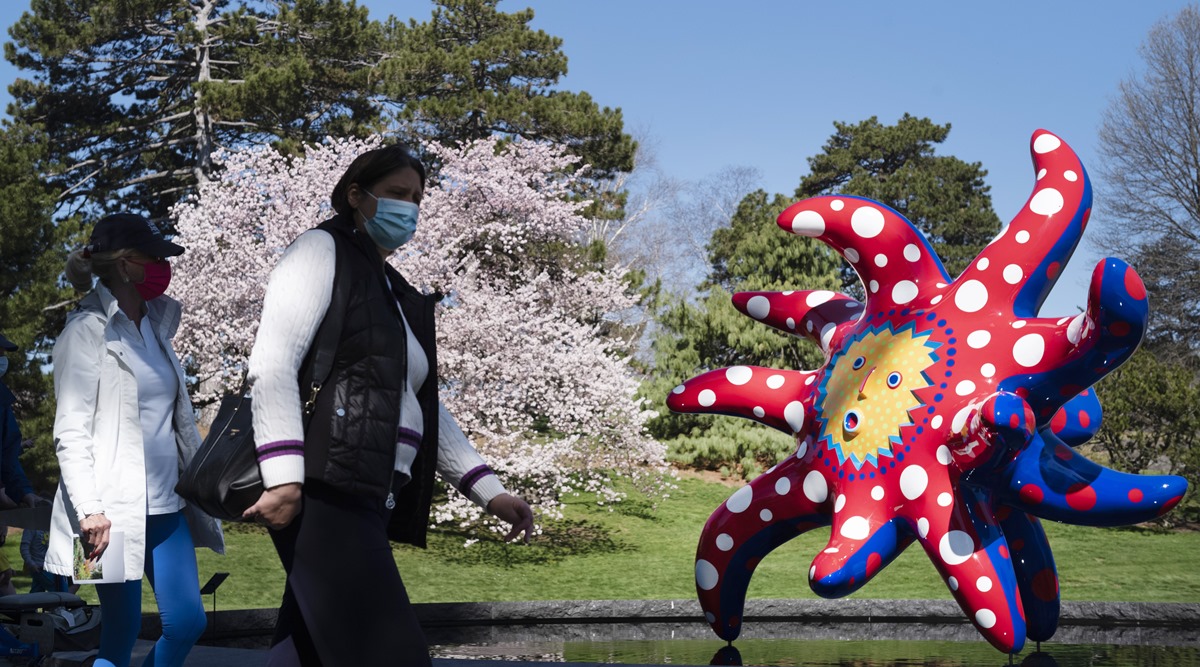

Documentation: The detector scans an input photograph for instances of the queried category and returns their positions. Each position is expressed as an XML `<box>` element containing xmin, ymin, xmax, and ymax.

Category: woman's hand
<box><xmin>486</xmin><ymin>493</ymin><xmax>534</xmax><ymax>543</ymax></box>
<box><xmin>79</xmin><ymin>512</ymin><xmax>111</xmax><ymax>561</ymax></box>
<box><xmin>243</xmin><ymin>483</ymin><xmax>302</xmax><ymax>530</ymax></box>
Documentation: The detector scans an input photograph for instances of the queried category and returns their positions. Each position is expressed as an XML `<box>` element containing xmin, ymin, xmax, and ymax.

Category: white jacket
<box><xmin>45</xmin><ymin>283</ymin><xmax>224</xmax><ymax>580</ymax></box>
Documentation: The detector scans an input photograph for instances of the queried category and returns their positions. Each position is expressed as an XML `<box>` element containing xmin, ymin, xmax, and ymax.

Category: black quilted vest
<box><xmin>302</xmin><ymin>215</ymin><xmax>440</xmax><ymax>547</ymax></box>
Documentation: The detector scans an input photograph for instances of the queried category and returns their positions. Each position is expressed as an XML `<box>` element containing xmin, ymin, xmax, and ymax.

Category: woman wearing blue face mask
<box><xmin>244</xmin><ymin>144</ymin><xmax>534</xmax><ymax>666</ymax></box>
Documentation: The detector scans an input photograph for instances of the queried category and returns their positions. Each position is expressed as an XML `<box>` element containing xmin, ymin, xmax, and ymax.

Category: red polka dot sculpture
<box><xmin>666</xmin><ymin>130</ymin><xmax>1188</xmax><ymax>654</ymax></box>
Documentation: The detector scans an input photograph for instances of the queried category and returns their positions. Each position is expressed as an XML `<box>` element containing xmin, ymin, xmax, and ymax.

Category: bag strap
<box><xmin>298</xmin><ymin>230</ymin><xmax>353</xmax><ymax>417</ymax></box>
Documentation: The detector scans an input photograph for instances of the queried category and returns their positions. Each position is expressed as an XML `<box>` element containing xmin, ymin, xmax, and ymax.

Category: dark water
<box><xmin>427</xmin><ymin>622</ymin><xmax>1200</xmax><ymax>666</ymax></box>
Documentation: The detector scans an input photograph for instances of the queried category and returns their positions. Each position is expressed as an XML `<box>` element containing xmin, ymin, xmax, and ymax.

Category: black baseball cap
<box><xmin>0</xmin><ymin>332</ymin><xmax>16</xmax><ymax>351</ymax></box>
<box><xmin>88</xmin><ymin>213</ymin><xmax>185</xmax><ymax>257</ymax></box>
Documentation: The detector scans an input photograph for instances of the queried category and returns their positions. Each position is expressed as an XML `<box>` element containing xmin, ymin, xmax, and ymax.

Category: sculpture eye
<box><xmin>886</xmin><ymin>372</ymin><xmax>903</xmax><ymax>388</ymax></box>
<box><xmin>852</xmin><ymin>356</ymin><xmax>866</xmax><ymax>370</ymax></box>
<box><xmin>843</xmin><ymin>409</ymin><xmax>861</xmax><ymax>433</ymax></box>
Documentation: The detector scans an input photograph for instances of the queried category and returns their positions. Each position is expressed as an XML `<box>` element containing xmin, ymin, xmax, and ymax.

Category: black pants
<box><xmin>267</xmin><ymin>481</ymin><xmax>431</xmax><ymax>667</ymax></box>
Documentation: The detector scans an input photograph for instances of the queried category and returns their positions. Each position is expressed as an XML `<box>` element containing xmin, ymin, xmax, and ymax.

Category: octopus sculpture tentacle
<box><xmin>666</xmin><ymin>130</ymin><xmax>1188</xmax><ymax>653</ymax></box>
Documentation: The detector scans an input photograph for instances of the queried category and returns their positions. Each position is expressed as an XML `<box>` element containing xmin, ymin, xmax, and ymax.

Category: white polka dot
<box><xmin>782</xmin><ymin>290</ymin><xmax>794</xmax><ymax>296</ymax></box>
<box><xmin>977</xmin><ymin>576</ymin><xmax>993</xmax><ymax>592</ymax></box>
<box><xmin>981</xmin><ymin>363</ymin><xmax>995</xmax><ymax>378</ymax></box>
<box><xmin>726</xmin><ymin>485</ymin><xmax>753</xmax><ymax>513</ymax></box>
<box><xmin>1033</xmin><ymin>133</ymin><xmax>1061</xmax><ymax>153</ymax></box>
<box><xmin>791</xmin><ymin>209</ymin><xmax>825</xmax><ymax>236</ymax></box>
<box><xmin>775</xmin><ymin>477</ymin><xmax>791</xmax><ymax>496</ymax></box>
<box><xmin>806</xmin><ymin>291</ymin><xmax>834</xmax><ymax>307</ymax></box>
<box><xmin>1067</xmin><ymin>314</ymin><xmax>1087</xmax><ymax>344</ymax></box>
<box><xmin>931</xmin><ymin>295</ymin><xmax>943</xmax><ymax>305</ymax></box>
<box><xmin>917</xmin><ymin>517</ymin><xmax>930</xmax><ymax>538</ymax></box>
<box><xmin>903</xmin><ymin>244</ymin><xmax>921</xmax><ymax>262</ymax></box>
<box><xmin>1002</xmin><ymin>265</ymin><xmax>1022</xmax><ymax>285</ymax></box>
<box><xmin>952</xmin><ymin>405</ymin><xmax>974</xmax><ymax>433</ymax></box>
<box><xmin>954</xmin><ymin>280</ymin><xmax>989</xmax><ymax>313</ymax></box>
<box><xmin>871</xmin><ymin>486</ymin><xmax>884</xmax><ymax>501</ymax></box>
<box><xmin>975</xmin><ymin>609</ymin><xmax>997</xmax><ymax>629</ymax></box>
<box><xmin>705</xmin><ymin>611</ymin><xmax>716</xmax><ymax>623</ymax></box>
<box><xmin>967</xmin><ymin>330</ymin><xmax>991</xmax><ymax>348</ymax></box>
<box><xmin>1030</xmin><ymin>188</ymin><xmax>1064</xmax><ymax>215</ymax></box>
<box><xmin>874</xmin><ymin>253</ymin><xmax>888</xmax><ymax>267</ymax></box>
<box><xmin>806</xmin><ymin>319</ymin><xmax>814</xmax><ymax>333</ymax></box>
<box><xmin>938</xmin><ymin>492</ymin><xmax>953</xmax><ymax>507</ymax></box>
<box><xmin>1057</xmin><ymin>316</ymin><xmax>1070</xmax><ymax>325</ymax></box>
<box><xmin>716</xmin><ymin>534</ymin><xmax>734</xmax><ymax>551</ymax></box>
<box><xmin>845</xmin><ymin>300</ymin><xmax>861</xmax><ymax>309</ymax></box>
<box><xmin>784</xmin><ymin>401</ymin><xmax>805</xmax><ymax>432</ymax></box>
<box><xmin>900</xmin><ymin>465</ymin><xmax>929</xmax><ymax>500</ymax></box>
<box><xmin>1065</xmin><ymin>170</ymin><xmax>1078</xmax><ymax>182</ymax></box>
<box><xmin>805</xmin><ymin>375</ymin><xmax>815</xmax><ymax>386</ymax></box>
<box><xmin>936</xmin><ymin>445</ymin><xmax>952</xmax><ymax>465</ymax></box>
<box><xmin>809</xmin><ymin>565</ymin><xmax>816</xmax><ymax>580</ymax></box>
<box><xmin>845</xmin><ymin>247</ymin><xmax>860</xmax><ymax>263</ymax></box>
<box><xmin>796</xmin><ymin>440</ymin><xmax>808</xmax><ymax>459</ymax></box>
<box><xmin>948</xmin><ymin>576</ymin><xmax>959</xmax><ymax>591</ymax></box>
<box><xmin>931</xmin><ymin>415</ymin><xmax>944</xmax><ymax>430</ymax></box>
<box><xmin>1016</xmin><ymin>230</ymin><xmax>1031</xmax><ymax>244</ymax></box>
<box><xmin>840</xmin><ymin>515</ymin><xmax>871</xmax><ymax>540</ymax></box>
<box><xmin>868</xmin><ymin>280</ymin><xmax>880</xmax><ymax>293</ymax></box>
<box><xmin>977</xmin><ymin>258</ymin><xmax>990</xmax><ymax>270</ymax></box>
<box><xmin>767</xmin><ymin>374</ymin><xmax>785</xmax><ymax>389</ymax></box>
<box><xmin>955</xmin><ymin>380</ymin><xmax>976</xmax><ymax>396</ymax></box>
<box><xmin>1012</xmin><ymin>320</ymin><xmax>1027</xmax><ymax>329</ymax></box>
<box><xmin>1037</xmin><ymin>168</ymin><xmax>1047</xmax><ymax>181</ymax></box>
<box><xmin>803</xmin><ymin>471</ymin><xmax>828</xmax><ymax>503</ymax></box>
<box><xmin>851</xmin><ymin>206</ymin><xmax>886</xmax><ymax>238</ymax></box>
<box><xmin>1013</xmin><ymin>334</ymin><xmax>1045</xmax><ymax>367</ymax></box>
<box><xmin>786</xmin><ymin>317</ymin><xmax>796</xmax><ymax>329</ymax></box>
<box><xmin>939</xmin><ymin>530</ymin><xmax>974</xmax><ymax>565</ymax></box>
<box><xmin>726</xmin><ymin>366</ymin><xmax>752</xmax><ymax>385</ymax></box>
<box><xmin>834</xmin><ymin>494</ymin><xmax>846</xmax><ymax>512</ymax></box>
<box><xmin>696</xmin><ymin>559</ymin><xmax>720</xmax><ymax>590</ymax></box>
<box><xmin>892</xmin><ymin>280</ymin><xmax>919</xmax><ymax>304</ymax></box>
<box><xmin>753</xmin><ymin>406</ymin><xmax>765</xmax><ymax>418</ymax></box>
<box><xmin>747</xmin><ymin>295</ymin><xmax>771</xmax><ymax>319</ymax></box>
<box><xmin>672</xmin><ymin>385</ymin><xmax>685</xmax><ymax>394</ymax></box>
<box><xmin>698</xmin><ymin>389</ymin><xmax>716</xmax><ymax>407</ymax></box>
<box><xmin>760</xmin><ymin>508</ymin><xmax>773</xmax><ymax>521</ymax></box>
<box><xmin>823</xmin><ymin>547</ymin><xmax>839</xmax><ymax>554</ymax></box>
<box><xmin>820</xmin><ymin>323</ymin><xmax>837</xmax><ymax>350</ymax></box>
<box><xmin>829</xmin><ymin>199</ymin><xmax>845</xmax><ymax>211</ymax></box>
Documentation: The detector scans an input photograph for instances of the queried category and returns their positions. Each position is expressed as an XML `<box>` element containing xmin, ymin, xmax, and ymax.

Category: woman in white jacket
<box><xmin>48</xmin><ymin>213</ymin><xmax>223</xmax><ymax>667</ymax></box>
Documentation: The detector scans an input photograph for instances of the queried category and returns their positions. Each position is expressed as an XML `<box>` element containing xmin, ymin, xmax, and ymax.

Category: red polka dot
<box><xmin>1010</xmin><ymin>538</ymin><xmax>1025</xmax><ymax>551</ymax></box>
<box><xmin>1020</xmin><ymin>484</ymin><xmax>1044</xmax><ymax>504</ymax></box>
<box><xmin>1078</xmin><ymin>411</ymin><xmax>1091</xmax><ymax>429</ymax></box>
<box><xmin>1016</xmin><ymin>387</ymin><xmax>1030</xmax><ymax>398</ymax></box>
<box><xmin>867</xmin><ymin>552</ymin><xmax>882</xmax><ymax>577</ymax></box>
<box><xmin>1054</xmin><ymin>444</ymin><xmax>1074</xmax><ymax>461</ymax></box>
<box><xmin>1047</xmin><ymin>262</ymin><xmax>1060</xmax><ymax>279</ymax></box>
<box><xmin>1033</xmin><ymin>569</ymin><xmax>1059</xmax><ymax>602</ymax></box>
<box><xmin>999</xmin><ymin>545</ymin><xmax>1010</xmax><ymax>559</ymax></box>
<box><xmin>1009</xmin><ymin>413</ymin><xmax>1020</xmax><ymax>428</ymax></box>
<box><xmin>1050</xmin><ymin>409</ymin><xmax>1067</xmax><ymax>433</ymax></box>
<box><xmin>1082</xmin><ymin>208</ymin><xmax>1092</xmax><ymax>225</ymax></box>
<box><xmin>1158</xmin><ymin>495</ymin><xmax>1183</xmax><ymax>516</ymax></box>
<box><xmin>1109</xmin><ymin>321</ymin><xmax>1130</xmax><ymax>337</ymax></box>
<box><xmin>1059</xmin><ymin>384</ymin><xmax>1083</xmax><ymax>397</ymax></box>
<box><xmin>1128</xmin><ymin>488</ymin><xmax>1144</xmax><ymax>503</ymax></box>
<box><xmin>1066</xmin><ymin>483</ymin><xmax>1097</xmax><ymax>511</ymax></box>
<box><xmin>1081</xmin><ymin>388</ymin><xmax>1091</xmax><ymax>397</ymax></box>
<box><xmin>996</xmin><ymin>505</ymin><xmax>1012</xmax><ymax>521</ymax></box>
<box><xmin>1125</xmin><ymin>267</ymin><xmax>1147</xmax><ymax>300</ymax></box>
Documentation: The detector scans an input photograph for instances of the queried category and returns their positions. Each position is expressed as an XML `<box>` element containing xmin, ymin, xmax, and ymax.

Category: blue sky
<box><xmin>1</xmin><ymin>1</ymin><xmax>1190</xmax><ymax>314</ymax></box>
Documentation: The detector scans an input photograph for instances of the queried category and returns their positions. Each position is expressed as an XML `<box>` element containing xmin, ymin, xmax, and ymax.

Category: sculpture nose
<box><xmin>858</xmin><ymin>367</ymin><xmax>876</xmax><ymax>399</ymax></box>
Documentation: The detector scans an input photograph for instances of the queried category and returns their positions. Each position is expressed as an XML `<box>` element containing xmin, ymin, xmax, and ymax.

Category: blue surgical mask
<box><xmin>361</xmin><ymin>192</ymin><xmax>419</xmax><ymax>250</ymax></box>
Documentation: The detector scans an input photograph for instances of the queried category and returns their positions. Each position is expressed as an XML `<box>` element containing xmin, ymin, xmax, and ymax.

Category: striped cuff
<box><xmin>257</xmin><ymin>440</ymin><xmax>305</xmax><ymax>489</ymax></box>
<box><xmin>458</xmin><ymin>465</ymin><xmax>505</xmax><ymax>507</ymax></box>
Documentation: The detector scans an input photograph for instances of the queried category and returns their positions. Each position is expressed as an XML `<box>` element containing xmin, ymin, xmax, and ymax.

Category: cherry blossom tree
<box><xmin>170</xmin><ymin>136</ymin><xmax>670</xmax><ymax>532</ymax></box>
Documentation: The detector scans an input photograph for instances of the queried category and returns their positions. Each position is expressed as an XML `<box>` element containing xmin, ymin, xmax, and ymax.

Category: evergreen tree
<box><xmin>796</xmin><ymin>114</ymin><xmax>1002</xmax><ymax>285</ymax></box>
<box><xmin>5</xmin><ymin>0</ymin><xmax>383</xmax><ymax>219</ymax></box>
<box><xmin>0</xmin><ymin>122</ymin><xmax>76</xmax><ymax>489</ymax></box>
<box><xmin>378</xmin><ymin>0</ymin><xmax>635</xmax><ymax>179</ymax></box>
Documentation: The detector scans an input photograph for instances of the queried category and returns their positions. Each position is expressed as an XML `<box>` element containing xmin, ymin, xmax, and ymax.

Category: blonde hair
<box><xmin>65</xmin><ymin>247</ymin><xmax>137</xmax><ymax>292</ymax></box>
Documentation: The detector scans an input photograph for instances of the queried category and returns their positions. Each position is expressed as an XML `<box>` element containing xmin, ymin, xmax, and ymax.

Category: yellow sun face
<box><xmin>818</xmin><ymin>325</ymin><xmax>936</xmax><ymax>469</ymax></box>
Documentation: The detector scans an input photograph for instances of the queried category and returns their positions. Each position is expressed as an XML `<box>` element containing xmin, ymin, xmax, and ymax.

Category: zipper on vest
<box><xmin>386</xmin><ymin>469</ymin><xmax>396</xmax><ymax>509</ymax></box>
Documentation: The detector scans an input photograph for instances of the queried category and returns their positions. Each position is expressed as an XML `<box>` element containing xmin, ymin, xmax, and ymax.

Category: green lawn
<box><xmin>4</xmin><ymin>474</ymin><xmax>1198</xmax><ymax>611</ymax></box>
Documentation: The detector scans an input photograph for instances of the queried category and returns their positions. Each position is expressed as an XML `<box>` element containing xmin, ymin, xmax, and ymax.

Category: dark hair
<box><xmin>331</xmin><ymin>144</ymin><xmax>427</xmax><ymax>217</ymax></box>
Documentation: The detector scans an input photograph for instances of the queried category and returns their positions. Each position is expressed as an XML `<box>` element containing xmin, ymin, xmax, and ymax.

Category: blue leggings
<box><xmin>94</xmin><ymin>512</ymin><xmax>206</xmax><ymax>667</ymax></box>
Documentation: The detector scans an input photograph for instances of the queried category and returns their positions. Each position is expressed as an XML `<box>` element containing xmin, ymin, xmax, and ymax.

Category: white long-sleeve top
<box><xmin>247</xmin><ymin>229</ymin><xmax>505</xmax><ymax>508</ymax></box>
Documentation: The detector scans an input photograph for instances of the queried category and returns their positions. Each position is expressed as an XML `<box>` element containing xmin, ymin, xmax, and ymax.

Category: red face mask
<box><xmin>128</xmin><ymin>259</ymin><xmax>172</xmax><ymax>301</ymax></box>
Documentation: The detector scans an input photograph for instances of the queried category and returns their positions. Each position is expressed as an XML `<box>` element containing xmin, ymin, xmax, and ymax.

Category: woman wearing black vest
<box><xmin>244</xmin><ymin>145</ymin><xmax>534</xmax><ymax>666</ymax></box>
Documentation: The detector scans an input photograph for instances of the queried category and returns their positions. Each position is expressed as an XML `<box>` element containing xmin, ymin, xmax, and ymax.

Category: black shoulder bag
<box><xmin>176</xmin><ymin>234</ymin><xmax>350</xmax><ymax>521</ymax></box>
